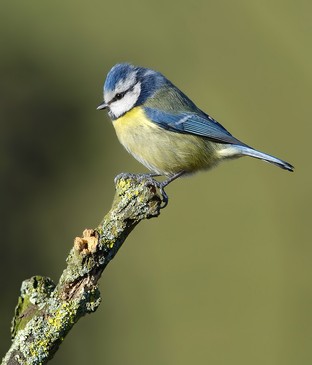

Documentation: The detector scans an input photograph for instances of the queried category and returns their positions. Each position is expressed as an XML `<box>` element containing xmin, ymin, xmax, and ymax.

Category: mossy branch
<box><xmin>2</xmin><ymin>175</ymin><xmax>162</xmax><ymax>365</ymax></box>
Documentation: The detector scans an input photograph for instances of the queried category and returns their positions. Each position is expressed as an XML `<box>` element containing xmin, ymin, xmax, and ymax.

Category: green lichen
<box><xmin>11</xmin><ymin>276</ymin><xmax>56</xmax><ymax>339</ymax></box>
<box><xmin>3</xmin><ymin>174</ymin><xmax>162</xmax><ymax>365</ymax></box>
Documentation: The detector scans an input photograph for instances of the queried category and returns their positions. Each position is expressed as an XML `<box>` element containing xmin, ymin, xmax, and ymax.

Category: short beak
<box><xmin>97</xmin><ymin>101</ymin><xmax>108</xmax><ymax>110</ymax></box>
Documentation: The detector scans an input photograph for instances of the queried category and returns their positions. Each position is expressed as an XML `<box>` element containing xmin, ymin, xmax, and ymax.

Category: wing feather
<box><xmin>143</xmin><ymin>107</ymin><xmax>247</xmax><ymax>146</ymax></box>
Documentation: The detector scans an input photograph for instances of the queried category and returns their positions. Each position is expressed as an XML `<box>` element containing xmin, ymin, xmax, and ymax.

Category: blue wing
<box><xmin>143</xmin><ymin>107</ymin><xmax>247</xmax><ymax>146</ymax></box>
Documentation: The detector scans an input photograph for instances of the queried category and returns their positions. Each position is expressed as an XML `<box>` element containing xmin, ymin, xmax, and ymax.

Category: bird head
<box><xmin>97</xmin><ymin>63</ymin><xmax>167</xmax><ymax>119</ymax></box>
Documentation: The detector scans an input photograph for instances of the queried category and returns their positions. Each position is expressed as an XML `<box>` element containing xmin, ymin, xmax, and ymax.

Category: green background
<box><xmin>0</xmin><ymin>1</ymin><xmax>310</xmax><ymax>364</ymax></box>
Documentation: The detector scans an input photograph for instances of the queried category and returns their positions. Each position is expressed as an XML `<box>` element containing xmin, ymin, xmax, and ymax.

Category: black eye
<box><xmin>115</xmin><ymin>93</ymin><xmax>123</xmax><ymax>100</ymax></box>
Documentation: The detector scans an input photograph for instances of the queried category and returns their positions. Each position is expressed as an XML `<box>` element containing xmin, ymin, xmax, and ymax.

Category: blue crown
<box><xmin>104</xmin><ymin>63</ymin><xmax>172</xmax><ymax>105</ymax></box>
<box><xmin>104</xmin><ymin>63</ymin><xmax>137</xmax><ymax>92</ymax></box>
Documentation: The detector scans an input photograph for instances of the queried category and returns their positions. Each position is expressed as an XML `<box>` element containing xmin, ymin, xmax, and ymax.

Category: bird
<box><xmin>97</xmin><ymin>63</ymin><xmax>294</xmax><ymax>206</ymax></box>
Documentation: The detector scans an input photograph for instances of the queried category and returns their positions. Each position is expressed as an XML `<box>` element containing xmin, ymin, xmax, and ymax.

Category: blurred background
<box><xmin>0</xmin><ymin>0</ymin><xmax>310</xmax><ymax>364</ymax></box>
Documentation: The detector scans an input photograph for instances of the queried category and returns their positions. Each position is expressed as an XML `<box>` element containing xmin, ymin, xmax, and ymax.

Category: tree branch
<box><xmin>2</xmin><ymin>175</ymin><xmax>162</xmax><ymax>365</ymax></box>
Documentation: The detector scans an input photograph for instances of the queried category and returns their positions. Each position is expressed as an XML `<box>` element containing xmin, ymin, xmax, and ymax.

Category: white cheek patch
<box><xmin>110</xmin><ymin>82</ymin><xmax>141</xmax><ymax>118</ymax></box>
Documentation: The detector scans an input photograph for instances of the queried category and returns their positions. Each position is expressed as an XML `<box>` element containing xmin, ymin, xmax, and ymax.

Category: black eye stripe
<box><xmin>109</xmin><ymin>83</ymin><xmax>137</xmax><ymax>104</ymax></box>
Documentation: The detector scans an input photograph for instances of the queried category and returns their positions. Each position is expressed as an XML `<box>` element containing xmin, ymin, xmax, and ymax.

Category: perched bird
<box><xmin>97</xmin><ymin>63</ymin><xmax>293</xmax><ymax>205</ymax></box>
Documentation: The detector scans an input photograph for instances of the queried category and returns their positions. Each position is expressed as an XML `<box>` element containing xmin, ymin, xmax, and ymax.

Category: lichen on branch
<box><xmin>2</xmin><ymin>175</ymin><xmax>162</xmax><ymax>365</ymax></box>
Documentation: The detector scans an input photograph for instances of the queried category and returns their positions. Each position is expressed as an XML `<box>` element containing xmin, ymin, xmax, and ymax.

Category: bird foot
<box><xmin>114</xmin><ymin>173</ymin><xmax>168</xmax><ymax>208</ymax></box>
<box><xmin>114</xmin><ymin>172</ymin><xmax>138</xmax><ymax>185</ymax></box>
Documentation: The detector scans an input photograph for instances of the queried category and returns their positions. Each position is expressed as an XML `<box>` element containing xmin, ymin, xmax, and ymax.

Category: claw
<box><xmin>141</xmin><ymin>177</ymin><xmax>169</xmax><ymax>208</ymax></box>
<box><xmin>114</xmin><ymin>172</ymin><xmax>136</xmax><ymax>185</ymax></box>
<box><xmin>114</xmin><ymin>171</ymin><xmax>185</xmax><ymax>209</ymax></box>
<box><xmin>158</xmin><ymin>184</ymin><xmax>169</xmax><ymax>208</ymax></box>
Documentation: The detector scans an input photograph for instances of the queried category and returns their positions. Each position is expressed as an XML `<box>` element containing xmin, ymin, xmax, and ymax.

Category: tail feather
<box><xmin>220</xmin><ymin>145</ymin><xmax>294</xmax><ymax>172</ymax></box>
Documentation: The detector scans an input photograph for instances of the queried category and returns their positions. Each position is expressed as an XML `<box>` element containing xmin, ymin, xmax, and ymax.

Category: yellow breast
<box><xmin>112</xmin><ymin>107</ymin><xmax>221</xmax><ymax>175</ymax></box>
<box><xmin>113</xmin><ymin>107</ymin><xmax>160</xmax><ymax>150</ymax></box>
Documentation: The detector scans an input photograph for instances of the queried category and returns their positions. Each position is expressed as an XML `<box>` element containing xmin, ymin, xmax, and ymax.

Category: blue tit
<box><xmin>97</xmin><ymin>63</ymin><xmax>293</xmax><ymax>205</ymax></box>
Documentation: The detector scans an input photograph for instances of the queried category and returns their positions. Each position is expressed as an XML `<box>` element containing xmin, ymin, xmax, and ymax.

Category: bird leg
<box><xmin>155</xmin><ymin>171</ymin><xmax>185</xmax><ymax>208</ymax></box>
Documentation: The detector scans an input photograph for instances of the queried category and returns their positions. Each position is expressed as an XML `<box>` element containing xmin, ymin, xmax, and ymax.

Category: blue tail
<box><xmin>236</xmin><ymin>146</ymin><xmax>294</xmax><ymax>171</ymax></box>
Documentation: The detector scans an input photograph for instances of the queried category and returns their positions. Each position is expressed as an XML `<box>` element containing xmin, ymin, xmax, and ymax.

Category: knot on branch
<box><xmin>2</xmin><ymin>174</ymin><xmax>164</xmax><ymax>365</ymax></box>
<box><xmin>74</xmin><ymin>229</ymin><xmax>98</xmax><ymax>254</ymax></box>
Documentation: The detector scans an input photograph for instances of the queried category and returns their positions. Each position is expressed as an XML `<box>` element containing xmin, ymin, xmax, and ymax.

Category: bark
<box><xmin>2</xmin><ymin>175</ymin><xmax>162</xmax><ymax>365</ymax></box>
